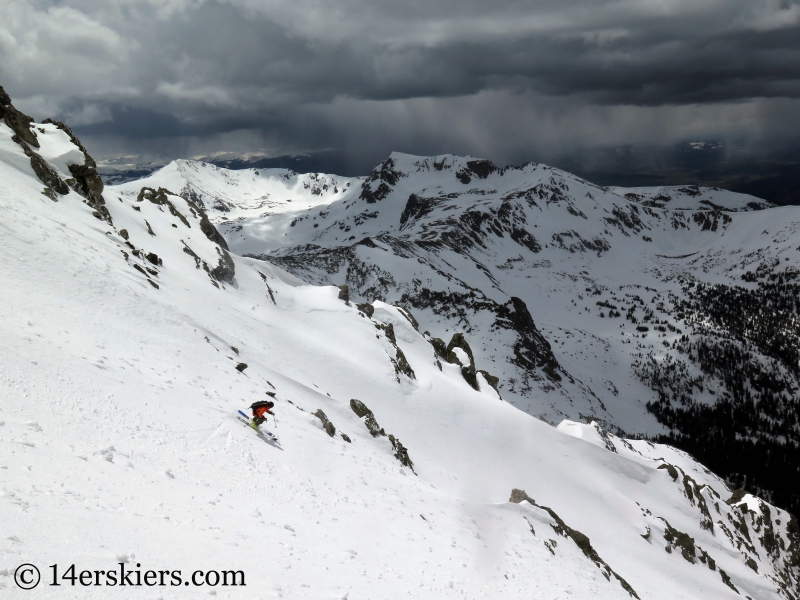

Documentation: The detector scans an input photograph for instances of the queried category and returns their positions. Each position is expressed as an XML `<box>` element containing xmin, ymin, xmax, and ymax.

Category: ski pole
<box><xmin>273</xmin><ymin>414</ymin><xmax>278</xmax><ymax>428</ymax></box>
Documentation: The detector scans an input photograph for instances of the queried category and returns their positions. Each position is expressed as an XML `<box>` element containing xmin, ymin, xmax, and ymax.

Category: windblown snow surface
<box><xmin>2</xmin><ymin>116</ymin><xmax>799</xmax><ymax>600</ymax></box>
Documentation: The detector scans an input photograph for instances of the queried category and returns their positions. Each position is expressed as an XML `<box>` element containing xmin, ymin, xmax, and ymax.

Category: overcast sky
<box><xmin>2</xmin><ymin>0</ymin><xmax>799</xmax><ymax>171</ymax></box>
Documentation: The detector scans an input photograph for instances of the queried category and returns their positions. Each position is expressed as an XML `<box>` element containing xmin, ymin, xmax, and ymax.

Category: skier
<box><xmin>250</xmin><ymin>400</ymin><xmax>275</xmax><ymax>429</ymax></box>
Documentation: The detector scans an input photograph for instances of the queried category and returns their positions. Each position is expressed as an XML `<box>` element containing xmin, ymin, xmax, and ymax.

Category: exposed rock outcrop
<box><xmin>0</xmin><ymin>88</ymin><xmax>114</xmax><ymax>221</ymax></box>
<box><xmin>478</xmin><ymin>369</ymin><xmax>500</xmax><ymax>394</ymax></box>
<box><xmin>356</xmin><ymin>302</ymin><xmax>374</xmax><ymax>317</ymax></box>
<box><xmin>377</xmin><ymin>322</ymin><xmax>416</xmax><ymax>381</ymax></box>
<box><xmin>428</xmin><ymin>337</ymin><xmax>449</xmax><ymax>362</ymax></box>
<box><xmin>388</xmin><ymin>434</ymin><xmax>415</xmax><ymax>473</ymax></box>
<box><xmin>393</xmin><ymin>304</ymin><xmax>420</xmax><ymax>331</ymax></box>
<box><xmin>509</xmin><ymin>488</ymin><xmax>535</xmax><ymax>504</ymax></box>
<box><xmin>510</xmin><ymin>489</ymin><xmax>639</xmax><ymax>599</ymax></box>
<box><xmin>349</xmin><ymin>399</ymin><xmax>415</xmax><ymax>473</ymax></box>
<box><xmin>1</xmin><ymin>90</ymin><xmax>75</xmax><ymax>201</ymax></box>
<box><xmin>185</xmin><ymin>198</ymin><xmax>229</xmax><ymax>250</ymax></box>
<box><xmin>0</xmin><ymin>86</ymin><xmax>39</xmax><ymax>147</ymax></box>
<box><xmin>359</xmin><ymin>157</ymin><xmax>404</xmax><ymax>204</ymax></box>
<box><xmin>350</xmin><ymin>399</ymin><xmax>385</xmax><ymax>437</ymax></box>
<box><xmin>15</xmin><ymin>138</ymin><xmax>69</xmax><ymax>196</ymax></box>
<box><xmin>210</xmin><ymin>246</ymin><xmax>236</xmax><ymax>283</ymax></box>
<box><xmin>429</xmin><ymin>332</ymin><xmax>500</xmax><ymax>393</ymax></box>
<box><xmin>400</xmin><ymin>194</ymin><xmax>437</xmax><ymax>228</ymax></box>
<box><xmin>41</xmin><ymin>118</ymin><xmax>110</xmax><ymax>223</ymax></box>
<box><xmin>313</xmin><ymin>409</ymin><xmax>336</xmax><ymax>437</ymax></box>
<box><xmin>446</xmin><ymin>332</ymin><xmax>479</xmax><ymax>390</ymax></box>
<box><xmin>494</xmin><ymin>296</ymin><xmax>563</xmax><ymax>383</ymax></box>
<box><xmin>138</xmin><ymin>186</ymin><xmax>234</xmax><ymax>283</ymax></box>
<box><xmin>455</xmin><ymin>159</ymin><xmax>499</xmax><ymax>185</ymax></box>
<box><xmin>138</xmin><ymin>187</ymin><xmax>191</xmax><ymax>227</ymax></box>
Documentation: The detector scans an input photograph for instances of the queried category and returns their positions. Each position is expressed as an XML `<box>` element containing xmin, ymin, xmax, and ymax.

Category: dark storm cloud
<box><xmin>2</xmin><ymin>0</ymin><xmax>799</xmax><ymax>167</ymax></box>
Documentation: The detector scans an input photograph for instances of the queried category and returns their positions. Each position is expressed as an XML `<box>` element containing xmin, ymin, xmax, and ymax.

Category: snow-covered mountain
<box><xmin>610</xmin><ymin>185</ymin><xmax>776</xmax><ymax>212</ymax></box>
<box><xmin>2</xmin><ymin>86</ymin><xmax>799</xmax><ymax>599</ymax></box>
<box><xmin>116</xmin><ymin>158</ymin><xmax>359</xmax><ymax>219</ymax></box>
<box><xmin>113</xmin><ymin>152</ymin><xmax>800</xmax><ymax>519</ymax></box>
<box><xmin>97</xmin><ymin>150</ymin><xmax>350</xmax><ymax>185</ymax></box>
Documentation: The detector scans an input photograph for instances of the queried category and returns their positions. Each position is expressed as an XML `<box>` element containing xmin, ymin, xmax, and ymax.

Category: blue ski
<box><xmin>237</xmin><ymin>410</ymin><xmax>278</xmax><ymax>441</ymax></box>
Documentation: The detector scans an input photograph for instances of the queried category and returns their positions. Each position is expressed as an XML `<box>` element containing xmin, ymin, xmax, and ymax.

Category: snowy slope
<box><xmin>2</xmin><ymin>94</ymin><xmax>799</xmax><ymax>599</ymax></box>
<box><xmin>120</xmin><ymin>153</ymin><xmax>800</xmax><ymax>517</ymax></box>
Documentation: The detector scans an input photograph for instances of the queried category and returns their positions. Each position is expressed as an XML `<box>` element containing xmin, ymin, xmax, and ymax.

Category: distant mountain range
<box><xmin>98</xmin><ymin>149</ymin><xmax>350</xmax><ymax>184</ymax></box>
<box><xmin>115</xmin><ymin>153</ymin><xmax>799</xmax><ymax>517</ymax></box>
<box><xmin>98</xmin><ymin>142</ymin><xmax>800</xmax><ymax>207</ymax></box>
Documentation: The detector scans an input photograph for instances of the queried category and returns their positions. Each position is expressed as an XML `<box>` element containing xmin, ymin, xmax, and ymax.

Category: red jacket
<box><xmin>254</xmin><ymin>406</ymin><xmax>273</xmax><ymax>419</ymax></box>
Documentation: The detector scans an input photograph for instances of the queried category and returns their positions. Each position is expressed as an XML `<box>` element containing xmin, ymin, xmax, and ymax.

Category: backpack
<box><xmin>250</xmin><ymin>400</ymin><xmax>274</xmax><ymax>410</ymax></box>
